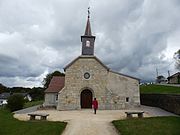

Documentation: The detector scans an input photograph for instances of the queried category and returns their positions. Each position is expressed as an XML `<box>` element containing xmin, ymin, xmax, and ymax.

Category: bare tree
<box><xmin>174</xmin><ymin>49</ymin><xmax>180</xmax><ymax>70</ymax></box>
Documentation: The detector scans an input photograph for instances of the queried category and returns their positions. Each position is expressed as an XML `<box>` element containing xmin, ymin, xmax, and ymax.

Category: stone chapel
<box><xmin>44</xmin><ymin>13</ymin><xmax>140</xmax><ymax>110</ymax></box>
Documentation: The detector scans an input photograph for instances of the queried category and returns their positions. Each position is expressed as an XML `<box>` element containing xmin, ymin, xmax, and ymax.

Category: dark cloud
<box><xmin>0</xmin><ymin>0</ymin><xmax>179</xmax><ymax>87</ymax></box>
<box><xmin>0</xmin><ymin>54</ymin><xmax>42</xmax><ymax>77</ymax></box>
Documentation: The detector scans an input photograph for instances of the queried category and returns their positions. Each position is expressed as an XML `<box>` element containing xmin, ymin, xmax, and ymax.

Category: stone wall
<box><xmin>57</xmin><ymin>57</ymin><xmax>108</xmax><ymax>110</ymax></box>
<box><xmin>106</xmin><ymin>71</ymin><xmax>140</xmax><ymax>109</ymax></box>
<box><xmin>57</xmin><ymin>56</ymin><xmax>140</xmax><ymax>110</ymax></box>
<box><xmin>140</xmin><ymin>94</ymin><xmax>180</xmax><ymax>115</ymax></box>
<box><xmin>44</xmin><ymin>93</ymin><xmax>58</xmax><ymax>107</ymax></box>
<box><xmin>169</xmin><ymin>76</ymin><xmax>180</xmax><ymax>84</ymax></box>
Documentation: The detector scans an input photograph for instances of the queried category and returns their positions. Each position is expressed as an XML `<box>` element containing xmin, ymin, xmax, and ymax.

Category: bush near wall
<box><xmin>140</xmin><ymin>94</ymin><xmax>180</xmax><ymax>115</ymax></box>
<box><xmin>7</xmin><ymin>94</ymin><xmax>25</xmax><ymax>112</ymax></box>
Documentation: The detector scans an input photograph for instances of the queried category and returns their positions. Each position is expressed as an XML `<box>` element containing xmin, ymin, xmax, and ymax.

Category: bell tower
<box><xmin>81</xmin><ymin>8</ymin><xmax>95</xmax><ymax>55</ymax></box>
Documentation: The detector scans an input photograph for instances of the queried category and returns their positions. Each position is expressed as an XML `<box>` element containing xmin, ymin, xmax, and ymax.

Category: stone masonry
<box><xmin>57</xmin><ymin>56</ymin><xmax>140</xmax><ymax>110</ymax></box>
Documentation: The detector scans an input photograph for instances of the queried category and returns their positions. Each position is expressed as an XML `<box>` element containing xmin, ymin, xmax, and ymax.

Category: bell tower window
<box><xmin>86</xmin><ymin>40</ymin><xmax>90</xmax><ymax>47</ymax></box>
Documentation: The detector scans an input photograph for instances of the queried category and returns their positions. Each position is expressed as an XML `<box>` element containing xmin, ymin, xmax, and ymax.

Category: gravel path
<box><xmin>140</xmin><ymin>105</ymin><xmax>177</xmax><ymax>116</ymax></box>
<box><xmin>14</xmin><ymin>105</ymin><xmax>177</xmax><ymax>135</ymax></box>
<box><xmin>13</xmin><ymin>105</ymin><xmax>40</xmax><ymax>114</ymax></box>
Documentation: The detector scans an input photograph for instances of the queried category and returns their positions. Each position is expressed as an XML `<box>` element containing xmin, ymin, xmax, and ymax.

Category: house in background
<box><xmin>0</xmin><ymin>92</ymin><xmax>10</xmax><ymax>106</ymax></box>
<box><xmin>14</xmin><ymin>93</ymin><xmax>32</xmax><ymax>101</ymax></box>
<box><xmin>168</xmin><ymin>72</ymin><xmax>180</xmax><ymax>84</ymax></box>
<box><xmin>156</xmin><ymin>75</ymin><xmax>168</xmax><ymax>84</ymax></box>
<box><xmin>44</xmin><ymin>76</ymin><xmax>65</xmax><ymax>107</ymax></box>
<box><xmin>0</xmin><ymin>92</ymin><xmax>32</xmax><ymax>106</ymax></box>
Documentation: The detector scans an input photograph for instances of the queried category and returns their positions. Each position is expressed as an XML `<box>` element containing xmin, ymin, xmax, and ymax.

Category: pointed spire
<box><xmin>84</xmin><ymin>7</ymin><xmax>92</xmax><ymax>36</ymax></box>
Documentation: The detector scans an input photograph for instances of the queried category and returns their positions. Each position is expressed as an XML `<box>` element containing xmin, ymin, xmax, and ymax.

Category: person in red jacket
<box><xmin>92</xmin><ymin>98</ymin><xmax>98</xmax><ymax>114</ymax></box>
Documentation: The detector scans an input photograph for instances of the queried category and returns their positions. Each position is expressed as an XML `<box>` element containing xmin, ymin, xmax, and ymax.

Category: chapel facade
<box><xmin>44</xmin><ymin>13</ymin><xmax>140</xmax><ymax>110</ymax></box>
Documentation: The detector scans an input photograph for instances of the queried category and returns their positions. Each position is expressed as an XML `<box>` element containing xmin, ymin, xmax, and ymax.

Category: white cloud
<box><xmin>0</xmin><ymin>0</ymin><xmax>180</xmax><ymax>87</ymax></box>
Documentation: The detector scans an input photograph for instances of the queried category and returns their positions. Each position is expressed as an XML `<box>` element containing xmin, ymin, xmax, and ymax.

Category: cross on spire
<box><xmin>84</xmin><ymin>7</ymin><xmax>92</xmax><ymax>36</ymax></box>
<box><xmin>88</xmin><ymin>7</ymin><xmax>90</xmax><ymax>18</ymax></box>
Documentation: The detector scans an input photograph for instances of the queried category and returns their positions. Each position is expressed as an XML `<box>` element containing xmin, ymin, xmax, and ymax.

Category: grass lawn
<box><xmin>113</xmin><ymin>116</ymin><xmax>180</xmax><ymax>135</ymax></box>
<box><xmin>0</xmin><ymin>109</ymin><xmax>67</xmax><ymax>135</ymax></box>
<box><xmin>24</xmin><ymin>100</ymin><xmax>44</xmax><ymax>108</ymax></box>
<box><xmin>140</xmin><ymin>84</ymin><xmax>180</xmax><ymax>94</ymax></box>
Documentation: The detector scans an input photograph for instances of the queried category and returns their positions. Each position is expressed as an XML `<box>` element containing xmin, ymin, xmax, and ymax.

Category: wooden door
<box><xmin>81</xmin><ymin>89</ymin><xmax>92</xmax><ymax>108</ymax></box>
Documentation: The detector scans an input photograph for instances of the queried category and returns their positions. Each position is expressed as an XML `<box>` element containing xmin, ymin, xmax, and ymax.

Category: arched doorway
<box><xmin>81</xmin><ymin>89</ymin><xmax>92</xmax><ymax>108</ymax></box>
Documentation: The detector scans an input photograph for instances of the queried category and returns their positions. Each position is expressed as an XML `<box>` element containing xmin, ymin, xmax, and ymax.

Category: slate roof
<box><xmin>44</xmin><ymin>76</ymin><xmax>65</xmax><ymax>93</ymax></box>
<box><xmin>0</xmin><ymin>92</ymin><xmax>30</xmax><ymax>99</ymax></box>
<box><xmin>0</xmin><ymin>92</ymin><xmax>10</xmax><ymax>99</ymax></box>
<box><xmin>167</xmin><ymin>72</ymin><xmax>180</xmax><ymax>79</ymax></box>
<box><xmin>84</xmin><ymin>17</ymin><xmax>92</xmax><ymax>36</ymax></box>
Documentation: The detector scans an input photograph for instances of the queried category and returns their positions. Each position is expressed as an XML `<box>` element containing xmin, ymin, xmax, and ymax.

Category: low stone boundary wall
<box><xmin>140</xmin><ymin>94</ymin><xmax>180</xmax><ymax>115</ymax></box>
<box><xmin>37</xmin><ymin>105</ymin><xmax>56</xmax><ymax>110</ymax></box>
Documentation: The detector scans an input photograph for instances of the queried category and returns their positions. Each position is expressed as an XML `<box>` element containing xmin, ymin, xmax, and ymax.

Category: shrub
<box><xmin>7</xmin><ymin>94</ymin><xmax>25</xmax><ymax>112</ymax></box>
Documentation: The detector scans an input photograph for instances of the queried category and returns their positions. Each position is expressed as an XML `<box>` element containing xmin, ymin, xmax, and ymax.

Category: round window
<box><xmin>84</xmin><ymin>72</ymin><xmax>90</xmax><ymax>79</ymax></box>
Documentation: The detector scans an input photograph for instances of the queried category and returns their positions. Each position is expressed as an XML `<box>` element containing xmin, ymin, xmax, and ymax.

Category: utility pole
<box><xmin>156</xmin><ymin>68</ymin><xmax>158</xmax><ymax>77</ymax></box>
<box><xmin>156</xmin><ymin>68</ymin><xmax>159</xmax><ymax>84</ymax></box>
<box><xmin>168</xmin><ymin>70</ymin><xmax>170</xmax><ymax>77</ymax></box>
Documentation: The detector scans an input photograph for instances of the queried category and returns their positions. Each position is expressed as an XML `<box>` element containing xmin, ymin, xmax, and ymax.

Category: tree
<box><xmin>7</xmin><ymin>94</ymin><xmax>25</xmax><ymax>112</ymax></box>
<box><xmin>174</xmin><ymin>49</ymin><xmax>180</xmax><ymax>70</ymax></box>
<box><xmin>8</xmin><ymin>87</ymin><xmax>31</xmax><ymax>93</ymax></box>
<box><xmin>29</xmin><ymin>87</ymin><xmax>44</xmax><ymax>101</ymax></box>
<box><xmin>42</xmin><ymin>70</ymin><xmax>65</xmax><ymax>88</ymax></box>
<box><xmin>0</xmin><ymin>83</ymin><xmax>7</xmax><ymax>93</ymax></box>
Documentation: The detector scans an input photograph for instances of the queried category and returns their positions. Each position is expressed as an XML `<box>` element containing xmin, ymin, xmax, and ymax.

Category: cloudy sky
<box><xmin>0</xmin><ymin>0</ymin><xmax>180</xmax><ymax>87</ymax></box>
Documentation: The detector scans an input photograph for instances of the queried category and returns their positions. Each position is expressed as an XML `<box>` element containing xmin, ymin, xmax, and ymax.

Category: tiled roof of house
<box><xmin>44</xmin><ymin>76</ymin><xmax>65</xmax><ymax>93</ymax></box>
